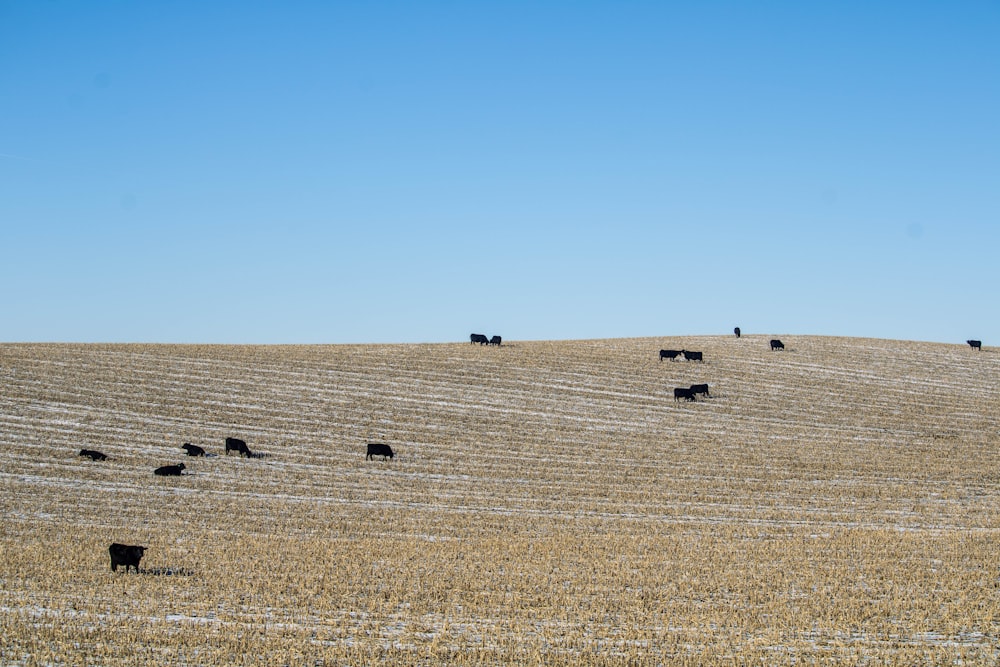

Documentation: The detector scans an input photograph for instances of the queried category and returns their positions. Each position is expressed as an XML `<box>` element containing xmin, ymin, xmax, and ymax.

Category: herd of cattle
<box><xmin>91</xmin><ymin>331</ymin><xmax>985</xmax><ymax>572</ymax></box>
<box><xmin>659</xmin><ymin>338</ymin><xmax>783</xmax><ymax>401</ymax></box>
<box><xmin>660</xmin><ymin>347</ymin><xmax>711</xmax><ymax>401</ymax></box>
<box><xmin>84</xmin><ymin>435</ymin><xmax>396</xmax><ymax>572</ymax></box>
<box><xmin>661</xmin><ymin>334</ymin><xmax>983</xmax><ymax>404</ymax></box>
<box><xmin>78</xmin><ymin>436</ymin><xmax>263</xmax><ymax>474</ymax></box>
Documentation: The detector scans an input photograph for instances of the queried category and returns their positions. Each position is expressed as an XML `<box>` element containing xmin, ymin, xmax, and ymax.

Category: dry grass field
<box><xmin>1</xmin><ymin>335</ymin><xmax>999</xmax><ymax>665</ymax></box>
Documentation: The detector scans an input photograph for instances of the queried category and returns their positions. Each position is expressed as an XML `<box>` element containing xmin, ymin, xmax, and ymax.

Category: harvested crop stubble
<box><xmin>1</xmin><ymin>336</ymin><xmax>1000</xmax><ymax>664</ymax></box>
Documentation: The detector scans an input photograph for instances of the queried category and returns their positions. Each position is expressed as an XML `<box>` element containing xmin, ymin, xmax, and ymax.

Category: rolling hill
<box><xmin>1</xmin><ymin>335</ymin><xmax>998</xmax><ymax>664</ymax></box>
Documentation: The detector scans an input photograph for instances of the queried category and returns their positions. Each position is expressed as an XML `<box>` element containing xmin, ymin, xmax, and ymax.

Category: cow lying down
<box><xmin>181</xmin><ymin>443</ymin><xmax>206</xmax><ymax>457</ymax></box>
<box><xmin>154</xmin><ymin>463</ymin><xmax>185</xmax><ymax>476</ymax></box>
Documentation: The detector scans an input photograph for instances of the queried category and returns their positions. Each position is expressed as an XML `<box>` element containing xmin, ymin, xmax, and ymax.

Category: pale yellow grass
<box><xmin>1</xmin><ymin>335</ymin><xmax>998</xmax><ymax>664</ymax></box>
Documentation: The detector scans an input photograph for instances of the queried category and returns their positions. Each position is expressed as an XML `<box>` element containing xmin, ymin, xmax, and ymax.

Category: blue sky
<box><xmin>2</xmin><ymin>2</ymin><xmax>997</xmax><ymax>344</ymax></box>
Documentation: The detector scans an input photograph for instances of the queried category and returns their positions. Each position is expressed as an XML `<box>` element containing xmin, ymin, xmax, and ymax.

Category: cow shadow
<box><xmin>224</xmin><ymin>451</ymin><xmax>271</xmax><ymax>459</ymax></box>
<box><xmin>139</xmin><ymin>566</ymin><xmax>196</xmax><ymax>576</ymax></box>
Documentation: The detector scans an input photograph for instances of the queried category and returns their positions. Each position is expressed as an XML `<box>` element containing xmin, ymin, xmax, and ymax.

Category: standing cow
<box><xmin>109</xmin><ymin>543</ymin><xmax>146</xmax><ymax>573</ymax></box>
<box><xmin>682</xmin><ymin>350</ymin><xmax>704</xmax><ymax>362</ymax></box>
<box><xmin>770</xmin><ymin>339</ymin><xmax>785</xmax><ymax>351</ymax></box>
<box><xmin>689</xmin><ymin>383</ymin><xmax>711</xmax><ymax>398</ymax></box>
<box><xmin>225</xmin><ymin>437</ymin><xmax>253</xmax><ymax>457</ymax></box>
<box><xmin>489</xmin><ymin>335</ymin><xmax>502</xmax><ymax>346</ymax></box>
<box><xmin>659</xmin><ymin>349</ymin><xmax>681</xmax><ymax>362</ymax></box>
<box><xmin>366</xmin><ymin>443</ymin><xmax>395</xmax><ymax>461</ymax></box>
<box><xmin>674</xmin><ymin>387</ymin><xmax>696</xmax><ymax>402</ymax></box>
<box><xmin>967</xmin><ymin>339</ymin><xmax>982</xmax><ymax>351</ymax></box>
<box><xmin>470</xmin><ymin>333</ymin><xmax>489</xmax><ymax>345</ymax></box>
<box><xmin>181</xmin><ymin>443</ymin><xmax>206</xmax><ymax>457</ymax></box>
<box><xmin>734</xmin><ymin>327</ymin><xmax>741</xmax><ymax>338</ymax></box>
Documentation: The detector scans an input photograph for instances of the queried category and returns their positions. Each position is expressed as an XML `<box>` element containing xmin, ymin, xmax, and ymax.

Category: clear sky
<box><xmin>2</xmin><ymin>2</ymin><xmax>997</xmax><ymax>345</ymax></box>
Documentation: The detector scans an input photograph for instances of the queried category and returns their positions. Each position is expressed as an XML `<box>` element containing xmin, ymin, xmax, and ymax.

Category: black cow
<box><xmin>659</xmin><ymin>349</ymin><xmax>681</xmax><ymax>362</ymax></box>
<box><xmin>225</xmin><ymin>437</ymin><xmax>253</xmax><ymax>457</ymax></box>
<box><xmin>366</xmin><ymin>443</ymin><xmax>394</xmax><ymax>461</ymax></box>
<box><xmin>470</xmin><ymin>333</ymin><xmax>489</xmax><ymax>345</ymax></box>
<box><xmin>109</xmin><ymin>543</ymin><xmax>146</xmax><ymax>573</ymax></box>
<box><xmin>682</xmin><ymin>350</ymin><xmax>703</xmax><ymax>362</ymax></box>
<box><xmin>154</xmin><ymin>463</ymin><xmax>185</xmax><ymax>476</ymax></box>
<box><xmin>734</xmin><ymin>327</ymin><xmax>741</xmax><ymax>338</ymax></box>
<box><xmin>489</xmin><ymin>335</ymin><xmax>502</xmax><ymax>346</ymax></box>
<box><xmin>967</xmin><ymin>339</ymin><xmax>982</xmax><ymax>351</ymax></box>
<box><xmin>690</xmin><ymin>383</ymin><xmax>711</xmax><ymax>398</ymax></box>
<box><xmin>674</xmin><ymin>387</ymin><xmax>696</xmax><ymax>402</ymax></box>
<box><xmin>181</xmin><ymin>443</ymin><xmax>205</xmax><ymax>457</ymax></box>
<box><xmin>770</xmin><ymin>339</ymin><xmax>785</xmax><ymax>351</ymax></box>
<box><xmin>79</xmin><ymin>449</ymin><xmax>108</xmax><ymax>461</ymax></box>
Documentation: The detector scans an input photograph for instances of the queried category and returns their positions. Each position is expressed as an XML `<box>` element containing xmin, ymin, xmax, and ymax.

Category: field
<box><xmin>1</xmin><ymin>335</ymin><xmax>998</xmax><ymax>665</ymax></box>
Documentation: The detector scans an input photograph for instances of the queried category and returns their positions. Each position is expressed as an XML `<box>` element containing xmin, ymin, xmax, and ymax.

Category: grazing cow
<box><xmin>79</xmin><ymin>449</ymin><xmax>108</xmax><ymax>461</ymax></box>
<box><xmin>690</xmin><ymin>383</ymin><xmax>711</xmax><ymax>398</ymax></box>
<box><xmin>674</xmin><ymin>387</ymin><xmax>696</xmax><ymax>402</ymax></box>
<box><xmin>366</xmin><ymin>443</ymin><xmax>395</xmax><ymax>461</ymax></box>
<box><xmin>770</xmin><ymin>339</ymin><xmax>785</xmax><ymax>351</ymax></box>
<box><xmin>967</xmin><ymin>339</ymin><xmax>982</xmax><ymax>351</ymax></box>
<box><xmin>489</xmin><ymin>335</ymin><xmax>502</xmax><ymax>346</ymax></box>
<box><xmin>682</xmin><ymin>350</ymin><xmax>703</xmax><ymax>362</ymax></box>
<box><xmin>109</xmin><ymin>543</ymin><xmax>146</xmax><ymax>573</ymax></box>
<box><xmin>154</xmin><ymin>463</ymin><xmax>185</xmax><ymax>476</ymax></box>
<box><xmin>225</xmin><ymin>437</ymin><xmax>253</xmax><ymax>457</ymax></box>
<box><xmin>734</xmin><ymin>327</ymin><xmax>741</xmax><ymax>338</ymax></box>
<box><xmin>470</xmin><ymin>333</ymin><xmax>489</xmax><ymax>345</ymax></box>
<box><xmin>659</xmin><ymin>349</ymin><xmax>681</xmax><ymax>362</ymax></box>
<box><xmin>181</xmin><ymin>443</ymin><xmax>205</xmax><ymax>457</ymax></box>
